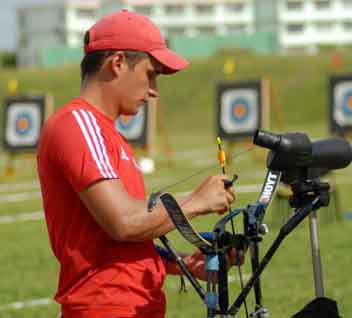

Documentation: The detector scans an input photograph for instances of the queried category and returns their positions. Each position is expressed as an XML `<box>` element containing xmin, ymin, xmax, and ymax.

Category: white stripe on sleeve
<box><xmin>78</xmin><ymin>109</ymin><xmax>114</xmax><ymax>178</ymax></box>
<box><xmin>87</xmin><ymin>110</ymin><xmax>118</xmax><ymax>178</ymax></box>
<box><xmin>72</xmin><ymin>110</ymin><xmax>108</xmax><ymax>178</ymax></box>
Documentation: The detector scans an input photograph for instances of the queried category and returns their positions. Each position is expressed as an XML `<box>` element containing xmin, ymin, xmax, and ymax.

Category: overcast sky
<box><xmin>0</xmin><ymin>0</ymin><xmax>58</xmax><ymax>51</ymax></box>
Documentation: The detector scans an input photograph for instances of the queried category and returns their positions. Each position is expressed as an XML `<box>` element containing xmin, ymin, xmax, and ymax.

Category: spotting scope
<box><xmin>253</xmin><ymin>129</ymin><xmax>352</xmax><ymax>183</ymax></box>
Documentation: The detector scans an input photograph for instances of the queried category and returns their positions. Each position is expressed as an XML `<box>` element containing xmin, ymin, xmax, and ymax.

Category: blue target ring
<box><xmin>342</xmin><ymin>92</ymin><xmax>352</xmax><ymax>116</ymax></box>
<box><xmin>15</xmin><ymin>112</ymin><xmax>32</xmax><ymax>136</ymax></box>
<box><xmin>229</xmin><ymin>98</ymin><xmax>250</xmax><ymax>123</ymax></box>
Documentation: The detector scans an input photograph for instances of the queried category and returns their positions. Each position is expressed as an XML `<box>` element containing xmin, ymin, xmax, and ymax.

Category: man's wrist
<box><xmin>179</xmin><ymin>195</ymin><xmax>203</xmax><ymax>218</ymax></box>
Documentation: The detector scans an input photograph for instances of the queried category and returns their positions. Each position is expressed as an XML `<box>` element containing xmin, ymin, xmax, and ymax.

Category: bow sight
<box><xmin>155</xmin><ymin>129</ymin><xmax>351</xmax><ymax>318</ymax></box>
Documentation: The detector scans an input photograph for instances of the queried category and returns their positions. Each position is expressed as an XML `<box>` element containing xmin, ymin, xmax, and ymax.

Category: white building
<box><xmin>16</xmin><ymin>0</ymin><xmax>352</xmax><ymax>67</ymax></box>
<box><xmin>100</xmin><ymin>0</ymin><xmax>257</xmax><ymax>38</ymax></box>
<box><xmin>278</xmin><ymin>0</ymin><xmax>352</xmax><ymax>51</ymax></box>
<box><xmin>17</xmin><ymin>0</ymin><xmax>99</xmax><ymax>66</ymax></box>
<box><xmin>100</xmin><ymin>0</ymin><xmax>352</xmax><ymax>51</ymax></box>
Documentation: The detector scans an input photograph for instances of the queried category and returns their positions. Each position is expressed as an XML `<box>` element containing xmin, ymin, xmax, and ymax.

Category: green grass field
<box><xmin>0</xmin><ymin>50</ymin><xmax>352</xmax><ymax>317</ymax></box>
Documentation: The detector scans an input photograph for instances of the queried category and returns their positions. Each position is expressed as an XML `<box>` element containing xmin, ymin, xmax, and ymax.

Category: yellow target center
<box><xmin>348</xmin><ymin>97</ymin><xmax>352</xmax><ymax>109</ymax></box>
<box><xmin>233</xmin><ymin>104</ymin><xmax>246</xmax><ymax>117</ymax></box>
<box><xmin>18</xmin><ymin>118</ymin><xmax>29</xmax><ymax>130</ymax></box>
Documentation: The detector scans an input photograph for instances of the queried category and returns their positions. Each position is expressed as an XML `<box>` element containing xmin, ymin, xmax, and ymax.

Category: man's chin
<box><xmin>130</xmin><ymin>109</ymin><xmax>139</xmax><ymax>116</ymax></box>
<box><xmin>121</xmin><ymin>109</ymin><xmax>139</xmax><ymax>116</ymax></box>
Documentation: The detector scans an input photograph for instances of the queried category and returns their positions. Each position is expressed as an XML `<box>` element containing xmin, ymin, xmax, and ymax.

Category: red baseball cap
<box><xmin>84</xmin><ymin>9</ymin><xmax>189</xmax><ymax>74</ymax></box>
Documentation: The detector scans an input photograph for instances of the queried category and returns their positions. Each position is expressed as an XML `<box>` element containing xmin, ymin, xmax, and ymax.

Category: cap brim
<box><xmin>149</xmin><ymin>48</ymin><xmax>189</xmax><ymax>74</ymax></box>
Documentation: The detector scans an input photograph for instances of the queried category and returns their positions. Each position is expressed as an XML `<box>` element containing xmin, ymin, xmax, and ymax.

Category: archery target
<box><xmin>3</xmin><ymin>96</ymin><xmax>45</xmax><ymax>151</ymax></box>
<box><xmin>217</xmin><ymin>82</ymin><xmax>261</xmax><ymax>139</ymax></box>
<box><xmin>331</xmin><ymin>78</ymin><xmax>352</xmax><ymax>133</ymax></box>
<box><xmin>115</xmin><ymin>105</ymin><xmax>148</xmax><ymax>145</ymax></box>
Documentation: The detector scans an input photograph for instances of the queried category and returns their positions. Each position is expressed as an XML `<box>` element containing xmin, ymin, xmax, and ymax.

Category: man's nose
<box><xmin>148</xmin><ymin>88</ymin><xmax>159</xmax><ymax>98</ymax></box>
<box><xmin>148</xmin><ymin>77</ymin><xmax>159</xmax><ymax>98</ymax></box>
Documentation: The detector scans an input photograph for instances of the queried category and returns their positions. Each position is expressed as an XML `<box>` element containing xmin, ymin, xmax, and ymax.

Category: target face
<box><xmin>115</xmin><ymin>105</ymin><xmax>148</xmax><ymax>145</ymax></box>
<box><xmin>216</xmin><ymin>81</ymin><xmax>261</xmax><ymax>140</ymax></box>
<box><xmin>3</xmin><ymin>96</ymin><xmax>45</xmax><ymax>151</ymax></box>
<box><xmin>330</xmin><ymin>75</ymin><xmax>352</xmax><ymax>134</ymax></box>
<box><xmin>229</xmin><ymin>96</ymin><xmax>251</xmax><ymax>123</ymax></box>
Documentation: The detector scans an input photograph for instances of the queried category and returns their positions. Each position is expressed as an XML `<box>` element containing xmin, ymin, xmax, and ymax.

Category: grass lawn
<box><xmin>0</xmin><ymin>137</ymin><xmax>351</xmax><ymax>317</ymax></box>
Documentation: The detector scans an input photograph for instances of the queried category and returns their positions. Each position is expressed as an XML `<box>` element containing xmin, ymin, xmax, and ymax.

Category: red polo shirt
<box><xmin>37</xmin><ymin>98</ymin><xmax>166</xmax><ymax>318</ymax></box>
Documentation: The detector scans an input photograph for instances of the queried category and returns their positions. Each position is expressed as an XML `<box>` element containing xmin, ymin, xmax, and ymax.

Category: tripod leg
<box><xmin>309</xmin><ymin>211</ymin><xmax>325</xmax><ymax>297</ymax></box>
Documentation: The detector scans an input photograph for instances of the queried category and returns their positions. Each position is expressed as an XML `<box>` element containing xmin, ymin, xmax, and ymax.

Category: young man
<box><xmin>37</xmin><ymin>10</ymin><xmax>237</xmax><ymax>318</ymax></box>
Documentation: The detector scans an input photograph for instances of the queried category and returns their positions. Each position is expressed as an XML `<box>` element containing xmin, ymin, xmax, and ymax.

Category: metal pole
<box><xmin>308</xmin><ymin>211</ymin><xmax>325</xmax><ymax>297</ymax></box>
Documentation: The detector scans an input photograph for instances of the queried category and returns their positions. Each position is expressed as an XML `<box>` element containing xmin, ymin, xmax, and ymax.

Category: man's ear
<box><xmin>109</xmin><ymin>51</ymin><xmax>126</xmax><ymax>77</ymax></box>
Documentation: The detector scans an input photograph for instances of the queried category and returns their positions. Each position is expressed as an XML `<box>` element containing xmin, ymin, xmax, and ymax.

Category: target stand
<box><xmin>2</xmin><ymin>94</ymin><xmax>53</xmax><ymax>177</ymax></box>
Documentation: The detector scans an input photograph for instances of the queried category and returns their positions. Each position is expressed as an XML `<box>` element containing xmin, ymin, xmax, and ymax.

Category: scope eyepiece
<box><xmin>253</xmin><ymin>130</ymin><xmax>281</xmax><ymax>150</ymax></box>
<box><xmin>254</xmin><ymin>129</ymin><xmax>311</xmax><ymax>154</ymax></box>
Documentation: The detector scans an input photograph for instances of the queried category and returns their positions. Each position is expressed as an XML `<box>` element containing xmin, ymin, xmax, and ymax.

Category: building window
<box><xmin>18</xmin><ymin>12</ymin><xmax>26</xmax><ymax>29</ymax></box>
<box><xmin>167</xmin><ymin>26</ymin><xmax>185</xmax><ymax>36</ymax></box>
<box><xmin>194</xmin><ymin>4</ymin><xmax>214</xmax><ymax>14</ymax></box>
<box><xmin>196</xmin><ymin>26</ymin><xmax>216</xmax><ymax>35</ymax></box>
<box><xmin>286</xmin><ymin>23</ymin><xmax>305</xmax><ymax>33</ymax></box>
<box><xmin>315</xmin><ymin>22</ymin><xmax>334</xmax><ymax>32</ymax></box>
<box><xmin>286</xmin><ymin>0</ymin><xmax>303</xmax><ymax>10</ymax></box>
<box><xmin>133</xmin><ymin>5</ymin><xmax>152</xmax><ymax>16</ymax></box>
<box><xmin>314</xmin><ymin>0</ymin><xmax>331</xmax><ymax>9</ymax></box>
<box><xmin>75</xmin><ymin>8</ymin><xmax>96</xmax><ymax>19</ymax></box>
<box><xmin>227</xmin><ymin>24</ymin><xmax>247</xmax><ymax>33</ymax></box>
<box><xmin>343</xmin><ymin>21</ymin><xmax>352</xmax><ymax>30</ymax></box>
<box><xmin>225</xmin><ymin>3</ymin><xmax>245</xmax><ymax>13</ymax></box>
<box><xmin>165</xmin><ymin>4</ymin><xmax>184</xmax><ymax>15</ymax></box>
<box><xmin>342</xmin><ymin>0</ymin><xmax>352</xmax><ymax>8</ymax></box>
<box><xmin>59</xmin><ymin>8</ymin><xmax>66</xmax><ymax>22</ymax></box>
<box><xmin>52</xmin><ymin>28</ymin><xmax>67</xmax><ymax>43</ymax></box>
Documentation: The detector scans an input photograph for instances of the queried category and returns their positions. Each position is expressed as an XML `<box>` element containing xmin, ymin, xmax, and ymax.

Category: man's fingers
<box><xmin>226</xmin><ymin>187</ymin><xmax>235</xmax><ymax>201</ymax></box>
<box><xmin>227</xmin><ymin>249</ymin><xmax>245</xmax><ymax>267</ymax></box>
<box><xmin>223</xmin><ymin>174</ymin><xmax>238</xmax><ymax>189</ymax></box>
<box><xmin>215</xmin><ymin>186</ymin><xmax>235</xmax><ymax>215</ymax></box>
<box><xmin>192</xmin><ymin>174</ymin><xmax>237</xmax><ymax>215</ymax></box>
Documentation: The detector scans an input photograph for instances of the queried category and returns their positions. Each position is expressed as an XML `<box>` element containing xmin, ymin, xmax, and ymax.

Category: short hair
<box><xmin>80</xmin><ymin>49</ymin><xmax>149</xmax><ymax>82</ymax></box>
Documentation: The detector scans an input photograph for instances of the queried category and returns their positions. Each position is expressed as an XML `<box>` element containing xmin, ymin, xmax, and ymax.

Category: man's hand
<box><xmin>183</xmin><ymin>250</ymin><xmax>207</xmax><ymax>280</ymax></box>
<box><xmin>183</xmin><ymin>175</ymin><xmax>236</xmax><ymax>217</ymax></box>
<box><xmin>166</xmin><ymin>248</ymin><xmax>245</xmax><ymax>281</ymax></box>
